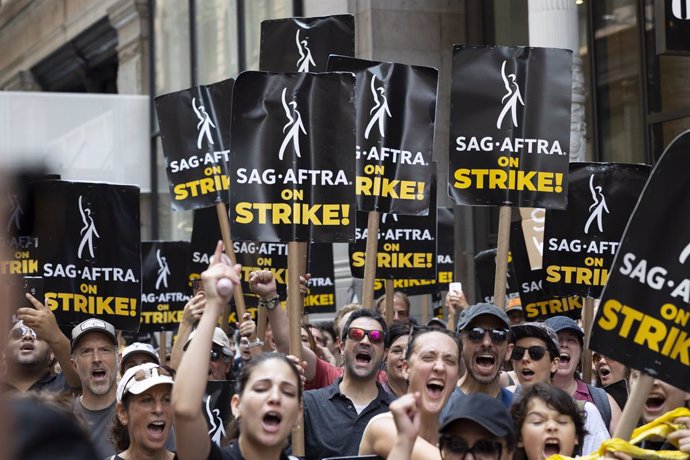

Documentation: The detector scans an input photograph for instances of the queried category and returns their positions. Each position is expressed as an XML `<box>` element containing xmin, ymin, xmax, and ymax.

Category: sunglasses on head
<box><xmin>123</xmin><ymin>365</ymin><xmax>173</xmax><ymax>394</ymax></box>
<box><xmin>10</xmin><ymin>325</ymin><xmax>37</xmax><ymax>341</ymax></box>
<box><xmin>347</xmin><ymin>327</ymin><xmax>385</xmax><ymax>344</ymax></box>
<box><xmin>511</xmin><ymin>345</ymin><xmax>547</xmax><ymax>361</ymax></box>
<box><xmin>465</xmin><ymin>327</ymin><xmax>509</xmax><ymax>343</ymax></box>
<box><xmin>439</xmin><ymin>435</ymin><xmax>503</xmax><ymax>460</ymax></box>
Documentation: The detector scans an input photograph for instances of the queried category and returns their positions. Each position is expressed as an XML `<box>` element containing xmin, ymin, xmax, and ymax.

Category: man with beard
<box><xmin>3</xmin><ymin>292</ymin><xmax>80</xmax><ymax>393</ymax></box>
<box><xmin>303</xmin><ymin>308</ymin><xmax>394</xmax><ymax>460</ymax></box>
<box><xmin>545</xmin><ymin>315</ymin><xmax>621</xmax><ymax>434</ymax></box>
<box><xmin>70</xmin><ymin>317</ymin><xmax>120</xmax><ymax>459</ymax></box>
<box><xmin>442</xmin><ymin>303</ymin><xmax>513</xmax><ymax>417</ymax></box>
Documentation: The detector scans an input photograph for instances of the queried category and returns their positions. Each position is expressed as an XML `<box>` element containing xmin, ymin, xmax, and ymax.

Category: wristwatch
<box><xmin>259</xmin><ymin>295</ymin><xmax>280</xmax><ymax>310</ymax></box>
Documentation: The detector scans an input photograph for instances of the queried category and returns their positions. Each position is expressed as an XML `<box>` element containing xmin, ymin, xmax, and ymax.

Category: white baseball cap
<box><xmin>120</xmin><ymin>342</ymin><xmax>160</xmax><ymax>371</ymax></box>
<box><xmin>117</xmin><ymin>362</ymin><xmax>174</xmax><ymax>402</ymax></box>
<box><xmin>183</xmin><ymin>327</ymin><xmax>232</xmax><ymax>356</ymax></box>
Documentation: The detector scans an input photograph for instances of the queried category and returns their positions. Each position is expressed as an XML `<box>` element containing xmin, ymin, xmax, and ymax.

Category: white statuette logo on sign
<box><xmin>364</xmin><ymin>75</ymin><xmax>392</xmax><ymax>140</ymax></box>
<box><xmin>77</xmin><ymin>195</ymin><xmax>100</xmax><ymax>259</ymax></box>
<box><xmin>381</xmin><ymin>213</ymin><xmax>398</xmax><ymax>224</ymax></box>
<box><xmin>278</xmin><ymin>88</ymin><xmax>307</xmax><ymax>161</ymax></box>
<box><xmin>584</xmin><ymin>175</ymin><xmax>609</xmax><ymax>235</ymax></box>
<box><xmin>672</xmin><ymin>0</ymin><xmax>690</xmax><ymax>19</ymax></box>
<box><xmin>295</xmin><ymin>30</ymin><xmax>315</xmax><ymax>72</ymax></box>
<box><xmin>193</xmin><ymin>97</ymin><xmax>216</xmax><ymax>150</ymax></box>
<box><xmin>155</xmin><ymin>249</ymin><xmax>171</xmax><ymax>290</ymax></box>
<box><xmin>7</xmin><ymin>193</ymin><xmax>23</xmax><ymax>232</ymax></box>
<box><xmin>204</xmin><ymin>395</ymin><xmax>226</xmax><ymax>446</ymax></box>
<box><xmin>496</xmin><ymin>60</ymin><xmax>524</xmax><ymax>129</ymax></box>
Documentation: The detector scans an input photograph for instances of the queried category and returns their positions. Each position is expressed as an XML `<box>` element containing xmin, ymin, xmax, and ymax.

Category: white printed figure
<box><xmin>381</xmin><ymin>213</ymin><xmax>398</xmax><ymax>224</ymax></box>
<box><xmin>584</xmin><ymin>175</ymin><xmax>609</xmax><ymax>234</ymax></box>
<box><xmin>530</xmin><ymin>208</ymin><xmax>545</xmax><ymax>257</ymax></box>
<box><xmin>204</xmin><ymin>395</ymin><xmax>226</xmax><ymax>446</ymax></box>
<box><xmin>7</xmin><ymin>193</ymin><xmax>23</xmax><ymax>233</ymax></box>
<box><xmin>278</xmin><ymin>88</ymin><xmax>307</xmax><ymax>161</ymax></box>
<box><xmin>155</xmin><ymin>249</ymin><xmax>170</xmax><ymax>290</ymax></box>
<box><xmin>364</xmin><ymin>75</ymin><xmax>392</xmax><ymax>140</ymax></box>
<box><xmin>192</xmin><ymin>97</ymin><xmax>216</xmax><ymax>150</ymax></box>
<box><xmin>680</xmin><ymin>242</ymin><xmax>690</xmax><ymax>265</ymax></box>
<box><xmin>496</xmin><ymin>60</ymin><xmax>524</xmax><ymax>129</ymax></box>
<box><xmin>77</xmin><ymin>195</ymin><xmax>99</xmax><ymax>259</ymax></box>
<box><xmin>672</xmin><ymin>0</ymin><xmax>690</xmax><ymax>19</ymax></box>
<box><xmin>295</xmin><ymin>30</ymin><xmax>315</xmax><ymax>72</ymax></box>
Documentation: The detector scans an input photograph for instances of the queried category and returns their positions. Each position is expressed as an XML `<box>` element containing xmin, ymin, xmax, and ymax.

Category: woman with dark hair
<box><xmin>110</xmin><ymin>362</ymin><xmax>176</xmax><ymax>460</ymax></box>
<box><xmin>173</xmin><ymin>242</ymin><xmax>302</xmax><ymax>460</ymax></box>
<box><xmin>511</xmin><ymin>383</ymin><xmax>586</xmax><ymax>460</ymax></box>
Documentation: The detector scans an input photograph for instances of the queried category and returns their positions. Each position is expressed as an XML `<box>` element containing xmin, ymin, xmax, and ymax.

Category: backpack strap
<box><xmin>587</xmin><ymin>383</ymin><xmax>612</xmax><ymax>429</ymax></box>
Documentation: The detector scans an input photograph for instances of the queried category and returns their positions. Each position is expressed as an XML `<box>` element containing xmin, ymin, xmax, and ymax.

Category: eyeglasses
<box><xmin>440</xmin><ymin>435</ymin><xmax>503</xmax><ymax>460</ymax></box>
<box><xmin>511</xmin><ymin>345</ymin><xmax>547</xmax><ymax>361</ymax></box>
<box><xmin>10</xmin><ymin>325</ymin><xmax>37</xmax><ymax>341</ymax></box>
<box><xmin>347</xmin><ymin>327</ymin><xmax>385</xmax><ymax>344</ymax></box>
<box><xmin>465</xmin><ymin>327</ymin><xmax>509</xmax><ymax>343</ymax></box>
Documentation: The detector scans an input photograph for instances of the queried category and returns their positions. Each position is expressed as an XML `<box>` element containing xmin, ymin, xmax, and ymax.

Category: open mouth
<box><xmin>599</xmin><ymin>367</ymin><xmax>611</xmax><ymax>377</ymax></box>
<box><xmin>645</xmin><ymin>394</ymin><xmax>666</xmax><ymax>412</ymax></box>
<box><xmin>543</xmin><ymin>439</ymin><xmax>561</xmax><ymax>456</ymax></box>
<box><xmin>147</xmin><ymin>420</ymin><xmax>166</xmax><ymax>436</ymax></box>
<box><xmin>19</xmin><ymin>344</ymin><xmax>34</xmax><ymax>352</ymax></box>
<box><xmin>262</xmin><ymin>411</ymin><xmax>283</xmax><ymax>433</ymax></box>
<box><xmin>426</xmin><ymin>379</ymin><xmax>445</xmax><ymax>398</ymax></box>
<box><xmin>559</xmin><ymin>353</ymin><xmax>571</xmax><ymax>364</ymax></box>
<box><xmin>520</xmin><ymin>368</ymin><xmax>535</xmax><ymax>379</ymax></box>
<box><xmin>475</xmin><ymin>353</ymin><xmax>496</xmax><ymax>372</ymax></box>
<box><xmin>355</xmin><ymin>349</ymin><xmax>372</xmax><ymax>365</ymax></box>
<box><xmin>91</xmin><ymin>369</ymin><xmax>106</xmax><ymax>381</ymax></box>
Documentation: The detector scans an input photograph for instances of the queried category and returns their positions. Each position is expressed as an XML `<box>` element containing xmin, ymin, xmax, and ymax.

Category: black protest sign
<box><xmin>449</xmin><ymin>46</ymin><xmax>572</xmax><ymax>209</ymax></box>
<box><xmin>350</xmin><ymin>177</ymin><xmax>437</xmax><ymax>281</ymax></box>
<box><xmin>140</xmin><ymin>241</ymin><xmax>191</xmax><ymax>332</ymax></box>
<box><xmin>590</xmin><ymin>131</ymin><xmax>690</xmax><ymax>392</ymax></box>
<box><xmin>474</xmin><ymin>248</ymin><xmax>519</xmax><ymax>304</ymax></box>
<box><xmin>32</xmin><ymin>181</ymin><xmax>140</xmax><ymax>330</ymax></box>
<box><xmin>230</xmin><ymin>71</ymin><xmax>356</xmax><ymax>243</ymax></box>
<box><xmin>203</xmin><ymin>380</ymin><xmax>234</xmax><ymax>446</ymax></box>
<box><xmin>155</xmin><ymin>79</ymin><xmax>233</xmax><ymax>211</ymax></box>
<box><xmin>305</xmin><ymin>244</ymin><xmax>336</xmax><ymax>314</ymax></box>
<box><xmin>510</xmin><ymin>221</ymin><xmax>582</xmax><ymax>321</ymax></box>
<box><xmin>190</xmin><ymin>207</ymin><xmax>287</xmax><ymax>322</ymax></box>
<box><xmin>542</xmin><ymin>163</ymin><xmax>650</xmax><ymax>298</ymax></box>
<box><xmin>328</xmin><ymin>55</ymin><xmax>436</xmax><ymax>215</ymax></box>
<box><xmin>260</xmin><ymin>15</ymin><xmax>354</xmax><ymax>72</ymax></box>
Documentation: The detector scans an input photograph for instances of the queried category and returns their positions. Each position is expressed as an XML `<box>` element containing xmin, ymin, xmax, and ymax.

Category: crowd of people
<box><xmin>2</xmin><ymin>241</ymin><xmax>690</xmax><ymax>460</ymax></box>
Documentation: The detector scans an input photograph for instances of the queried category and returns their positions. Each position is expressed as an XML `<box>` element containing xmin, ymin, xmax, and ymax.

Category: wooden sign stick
<box><xmin>581</xmin><ymin>296</ymin><xmax>594</xmax><ymax>384</ymax></box>
<box><xmin>384</xmin><ymin>279</ymin><xmax>394</xmax><ymax>325</ymax></box>
<box><xmin>362</xmin><ymin>210</ymin><xmax>380</xmax><ymax>309</ymax></box>
<box><xmin>493</xmin><ymin>205</ymin><xmax>512</xmax><ymax>309</ymax></box>
<box><xmin>215</xmin><ymin>202</ymin><xmax>246</xmax><ymax>331</ymax></box>
<box><xmin>287</xmin><ymin>241</ymin><xmax>306</xmax><ymax>456</ymax></box>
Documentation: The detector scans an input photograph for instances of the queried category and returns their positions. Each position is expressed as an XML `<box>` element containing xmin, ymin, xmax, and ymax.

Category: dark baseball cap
<box><xmin>440</xmin><ymin>392</ymin><xmax>515</xmax><ymax>439</ymax></box>
<box><xmin>510</xmin><ymin>322</ymin><xmax>560</xmax><ymax>359</ymax></box>
<box><xmin>71</xmin><ymin>318</ymin><xmax>117</xmax><ymax>350</ymax></box>
<box><xmin>544</xmin><ymin>316</ymin><xmax>584</xmax><ymax>342</ymax></box>
<box><xmin>456</xmin><ymin>303</ymin><xmax>510</xmax><ymax>333</ymax></box>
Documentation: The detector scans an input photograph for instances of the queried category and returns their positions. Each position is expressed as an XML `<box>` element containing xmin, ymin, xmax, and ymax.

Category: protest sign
<box><xmin>590</xmin><ymin>131</ymin><xmax>690</xmax><ymax>393</ymax></box>
<box><xmin>474</xmin><ymin>247</ymin><xmax>520</xmax><ymax>305</ymax></box>
<box><xmin>448</xmin><ymin>46</ymin><xmax>572</xmax><ymax>209</ymax></box>
<box><xmin>349</xmin><ymin>176</ymin><xmax>437</xmax><ymax>281</ymax></box>
<box><xmin>230</xmin><ymin>71</ymin><xmax>356</xmax><ymax>243</ymax></box>
<box><xmin>32</xmin><ymin>181</ymin><xmax>141</xmax><ymax>330</ymax></box>
<box><xmin>305</xmin><ymin>245</ymin><xmax>336</xmax><ymax>314</ymax></box>
<box><xmin>140</xmin><ymin>241</ymin><xmax>191</xmax><ymax>332</ymax></box>
<box><xmin>542</xmin><ymin>163</ymin><xmax>650</xmax><ymax>298</ymax></box>
<box><xmin>203</xmin><ymin>380</ymin><xmax>234</xmax><ymax>446</ymax></box>
<box><xmin>155</xmin><ymin>79</ymin><xmax>233</xmax><ymax>212</ymax></box>
<box><xmin>510</xmin><ymin>220</ymin><xmax>582</xmax><ymax>321</ymax></box>
<box><xmin>260</xmin><ymin>15</ymin><xmax>354</xmax><ymax>72</ymax></box>
<box><xmin>328</xmin><ymin>55</ymin><xmax>436</xmax><ymax>215</ymax></box>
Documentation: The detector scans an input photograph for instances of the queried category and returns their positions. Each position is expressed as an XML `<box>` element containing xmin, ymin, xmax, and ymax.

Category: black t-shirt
<box><xmin>112</xmin><ymin>455</ymin><xmax>178</xmax><ymax>460</ymax></box>
<box><xmin>208</xmin><ymin>442</ymin><xmax>292</xmax><ymax>460</ymax></box>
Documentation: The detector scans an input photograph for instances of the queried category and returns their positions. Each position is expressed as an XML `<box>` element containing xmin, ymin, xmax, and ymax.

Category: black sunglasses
<box><xmin>465</xmin><ymin>327</ymin><xmax>509</xmax><ymax>343</ymax></box>
<box><xmin>210</xmin><ymin>349</ymin><xmax>226</xmax><ymax>362</ymax></box>
<box><xmin>511</xmin><ymin>345</ymin><xmax>547</xmax><ymax>361</ymax></box>
<box><xmin>440</xmin><ymin>435</ymin><xmax>503</xmax><ymax>460</ymax></box>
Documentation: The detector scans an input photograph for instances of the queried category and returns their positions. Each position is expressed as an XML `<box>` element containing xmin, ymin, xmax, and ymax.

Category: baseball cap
<box><xmin>71</xmin><ymin>318</ymin><xmax>117</xmax><ymax>350</ymax></box>
<box><xmin>544</xmin><ymin>316</ymin><xmax>584</xmax><ymax>344</ymax></box>
<box><xmin>439</xmin><ymin>392</ymin><xmax>515</xmax><ymax>438</ymax></box>
<box><xmin>426</xmin><ymin>317</ymin><xmax>448</xmax><ymax>329</ymax></box>
<box><xmin>505</xmin><ymin>297</ymin><xmax>523</xmax><ymax>313</ymax></box>
<box><xmin>121</xmin><ymin>342</ymin><xmax>160</xmax><ymax>369</ymax></box>
<box><xmin>456</xmin><ymin>303</ymin><xmax>510</xmax><ymax>333</ymax></box>
<box><xmin>117</xmin><ymin>362</ymin><xmax>174</xmax><ymax>402</ymax></box>
<box><xmin>510</xmin><ymin>322</ymin><xmax>560</xmax><ymax>359</ymax></box>
<box><xmin>183</xmin><ymin>327</ymin><xmax>232</xmax><ymax>356</ymax></box>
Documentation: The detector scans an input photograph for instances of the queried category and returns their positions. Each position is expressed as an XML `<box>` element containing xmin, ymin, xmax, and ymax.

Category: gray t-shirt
<box><xmin>73</xmin><ymin>398</ymin><xmax>116</xmax><ymax>459</ymax></box>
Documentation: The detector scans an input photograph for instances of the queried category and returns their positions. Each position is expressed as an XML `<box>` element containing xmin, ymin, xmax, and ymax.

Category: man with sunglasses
<box><xmin>303</xmin><ymin>308</ymin><xmax>394</xmax><ymax>460</ymax></box>
<box><xmin>443</xmin><ymin>303</ymin><xmax>513</xmax><ymax>418</ymax></box>
<box><xmin>183</xmin><ymin>326</ymin><xmax>234</xmax><ymax>381</ymax></box>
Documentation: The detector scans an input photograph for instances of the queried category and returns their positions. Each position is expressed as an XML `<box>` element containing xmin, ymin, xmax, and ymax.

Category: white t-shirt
<box><xmin>582</xmin><ymin>401</ymin><xmax>611</xmax><ymax>455</ymax></box>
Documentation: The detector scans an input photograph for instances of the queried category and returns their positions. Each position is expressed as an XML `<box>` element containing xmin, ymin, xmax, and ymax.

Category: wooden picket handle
<box><xmin>158</xmin><ymin>331</ymin><xmax>167</xmax><ymax>366</ymax></box>
<box><xmin>215</xmin><ymin>202</ymin><xmax>246</xmax><ymax>331</ymax></box>
<box><xmin>362</xmin><ymin>210</ymin><xmax>380</xmax><ymax>309</ymax></box>
<box><xmin>422</xmin><ymin>294</ymin><xmax>429</xmax><ymax>324</ymax></box>
<box><xmin>287</xmin><ymin>241</ymin><xmax>306</xmax><ymax>456</ymax></box>
<box><xmin>493</xmin><ymin>205</ymin><xmax>512</xmax><ymax>309</ymax></box>
<box><xmin>581</xmin><ymin>297</ymin><xmax>594</xmax><ymax>384</ymax></box>
<box><xmin>384</xmin><ymin>279</ymin><xmax>394</xmax><ymax>325</ymax></box>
